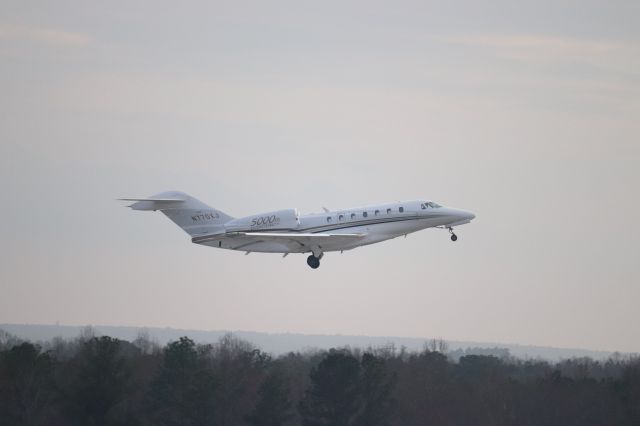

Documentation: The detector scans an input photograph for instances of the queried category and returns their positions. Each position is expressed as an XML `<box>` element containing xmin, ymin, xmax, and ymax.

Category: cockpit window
<box><xmin>423</xmin><ymin>201</ymin><xmax>442</xmax><ymax>208</ymax></box>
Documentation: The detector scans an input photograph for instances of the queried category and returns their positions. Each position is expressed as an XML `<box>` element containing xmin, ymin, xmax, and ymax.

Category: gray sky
<box><xmin>1</xmin><ymin>0</ymin><xmax>639</xmax><ymax>352</ymax></box>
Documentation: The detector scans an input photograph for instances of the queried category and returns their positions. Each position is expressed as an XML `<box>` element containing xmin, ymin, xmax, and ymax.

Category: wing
<box><xmin>242</xmin><ymin>232</ymin><xmax>365</xmax><ymax>247</ymax></box>
<box><xmin>192</xmin><ymin>232</ymin><xmax>366</xmax><ymax>251</ymax></box>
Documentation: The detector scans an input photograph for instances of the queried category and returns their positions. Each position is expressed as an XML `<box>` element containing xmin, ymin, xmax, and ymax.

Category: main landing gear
<box><xmin>306</xmin><ymin>254</ymin><xmax>321</xmax><ymax>269</ymax></box>
<box><xmin>448</xmin><ymin>227</ymin><xmax>458</xmax><ymax>242</ymax></box>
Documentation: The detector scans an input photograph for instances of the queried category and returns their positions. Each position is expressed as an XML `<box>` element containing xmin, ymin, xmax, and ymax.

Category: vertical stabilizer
<box><xmin>120</xmin><ymin>191</ymin><xmax>232</xmax><ymax>236</ymax></box>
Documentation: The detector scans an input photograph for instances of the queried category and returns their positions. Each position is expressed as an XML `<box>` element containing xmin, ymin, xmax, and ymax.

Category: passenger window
<box><xmin>326</xmin><ymin>217</ymin><xmax>332</xmax><ymax>223</ymax></box>
<box><xmin>363</xmin><ymin>212</ymin><xmax>368</xmax><ymax>218</ymax></box>
<box><xmin>399</xmin><ymin>206</ymin><xmax>404</xmax><ymax>213</ymax></box>
<box><xmin>374</xmin><ymin>210</ymin><xmax>380</xmax><ymax>216</ymax></box>
<box><xmin>339</xmin><ymin>214</ymin><xmax>344</xmax><ymax>221</ymax></box>
<box><xmin>351</xmin><ymin>213</ymin><xmax>356</xmax><ymax>220</ymax></box>
<box><xmin>386</xmin><ymin>208</ymin><xmax>392</xmax><ymax>214</ymax></box>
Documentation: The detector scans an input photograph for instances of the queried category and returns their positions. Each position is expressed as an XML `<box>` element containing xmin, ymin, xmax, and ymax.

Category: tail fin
<box><xmin>120</xmin><ymin>191</ymin><xmax>233</xmax><ymax>236</ymax></box>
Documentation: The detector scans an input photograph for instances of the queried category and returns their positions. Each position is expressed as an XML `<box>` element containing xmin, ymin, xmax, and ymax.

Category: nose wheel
<box><xmin>448</xmin><ymin>227</ymin><xmax>458</xmax><ymax>242</ymax></box>
<box><xmin>307</xmin><ymin>255</ymin><xmax>321</xmax><ymax>269</ymax></box>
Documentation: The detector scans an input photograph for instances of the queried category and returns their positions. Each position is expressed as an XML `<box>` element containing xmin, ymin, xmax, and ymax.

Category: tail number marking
<box><xmin>191</xmin><ymin>211</ymin><xmax>220</xmax><ymax>222</ymax></box>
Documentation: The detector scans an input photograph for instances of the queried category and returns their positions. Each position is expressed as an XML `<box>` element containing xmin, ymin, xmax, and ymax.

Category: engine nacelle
<box><xmin>225</xmin><ymin>209</ymin><xmax>300</xmax><ymax>232</ymax></box>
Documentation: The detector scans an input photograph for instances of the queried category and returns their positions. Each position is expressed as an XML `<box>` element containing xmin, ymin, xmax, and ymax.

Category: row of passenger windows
<box><xmin>327</xmin><ymin>206</ymin><xmax>404</xmax><ymax>223</ymax></box>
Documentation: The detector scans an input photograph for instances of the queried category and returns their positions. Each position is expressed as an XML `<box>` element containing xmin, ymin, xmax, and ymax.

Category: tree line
<box><xmin>0</xmin><ymin>329</ymin><xmax>639</xmax><ymax>425</ymax></box>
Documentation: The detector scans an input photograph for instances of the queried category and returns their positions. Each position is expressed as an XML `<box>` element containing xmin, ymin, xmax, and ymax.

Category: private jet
<box><xmin>120</xmin><ymin>191</ymin><xmax>475</xmax><ymax>269</ymax></box>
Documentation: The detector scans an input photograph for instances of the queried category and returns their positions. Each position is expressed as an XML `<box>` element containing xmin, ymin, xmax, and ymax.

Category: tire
<box><xmin>307</xmin><ymin>255</ymin><xmax>320</xmax><ymax>269</ymax></box>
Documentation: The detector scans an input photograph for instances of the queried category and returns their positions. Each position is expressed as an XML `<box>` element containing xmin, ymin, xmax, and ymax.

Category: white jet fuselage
<box><xmin>121</xmin><ymin>192</ymin><xmax>475</xmax><ymax>269</ymax></box>
<box><xmin>192</xmin><ymin>200</ymin><xmax>474</xmax><ymax>254</ymax></box>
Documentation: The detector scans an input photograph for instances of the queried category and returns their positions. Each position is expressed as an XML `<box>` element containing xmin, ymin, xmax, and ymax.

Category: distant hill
<box><xmin>0</xmin><ymin>323</ymin><xmax>627</xmax><ymax>362</ymax></box>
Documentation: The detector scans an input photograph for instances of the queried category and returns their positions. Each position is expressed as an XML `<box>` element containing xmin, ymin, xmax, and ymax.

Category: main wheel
<box><xmin>450</xmin><ymin>234</ymin><xmax>458</xmax><ymax>242</ymax></box>
<box><xmin>307</xmin><ymin>255</ymin><xmax>320</xmax><ymax>269</ymax></box>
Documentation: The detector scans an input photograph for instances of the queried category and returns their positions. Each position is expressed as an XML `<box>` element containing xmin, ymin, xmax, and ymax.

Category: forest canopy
<box><xmin>1</xmin><ymin>329</ymin><xmax>639</xmax><ymax>426</ymax></box>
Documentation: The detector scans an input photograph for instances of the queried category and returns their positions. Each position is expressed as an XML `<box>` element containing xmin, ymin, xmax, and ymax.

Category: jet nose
<box><xmin>456</xmin><ymin>209</ymin><xmax>475</xmax><ymax>221</ymax></box>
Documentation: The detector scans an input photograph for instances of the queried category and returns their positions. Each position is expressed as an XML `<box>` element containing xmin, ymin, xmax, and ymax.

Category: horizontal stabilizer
<box><xmin>118</xmin><ymin>198</ymin><xmax>185</xmax><ymax>202</ymax></box>
<box><xmin>118</xmin><ymin>198</ymin><xmax>185</xmax><ymax>211</ymax></box>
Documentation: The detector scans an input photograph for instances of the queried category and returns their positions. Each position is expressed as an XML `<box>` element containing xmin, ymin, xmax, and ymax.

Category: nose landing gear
<box><xmin>448</xmin><ymin>227</ymin><xmax>458</xmax><ymax>242</ymax></box>
<box><xmin>307</xmin><ymin>254</ymin><xmax>321</xmax><ymax>269</ymax></box>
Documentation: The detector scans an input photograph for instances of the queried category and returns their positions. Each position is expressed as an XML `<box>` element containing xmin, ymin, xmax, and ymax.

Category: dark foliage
<box><xmin>299</xmin><ymin>349</ymin><xmax>363</xmax><ymax>426</ymax></box>
<box><xmin>0</xmin><ymin>330</ymin><xmax>638</xmax><ymax>426</ymax></box>
<box><xmin>60</xmin><ymin>336</ymin><xmax>135</xmax><ymax>425</ymax></box>
<box><xmin>356</xmin><ymin>353</ymin><xmax>395</xmax><ymax>426</ymax></box>
<box><xmin>247</xmin><ymin>369</ymin><xmax>293</xmax><ymax>426</ymax></box>
<box><xmin>146</xmin><ymin>337</ymin><xmax>217</xmax><ymax>426</ymax></box>
<box><xmin>0</xmin><ymin>342</ymin><xmax>55</xmax><ymax>425</ymax></box>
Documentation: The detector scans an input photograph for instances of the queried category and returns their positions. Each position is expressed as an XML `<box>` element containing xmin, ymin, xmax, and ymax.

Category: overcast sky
<box><xmin>1</xmin><ymin>0</ymin><xmax>639</xmax><ymax>352</ymax></box>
